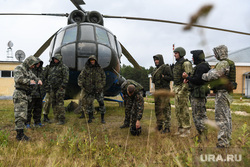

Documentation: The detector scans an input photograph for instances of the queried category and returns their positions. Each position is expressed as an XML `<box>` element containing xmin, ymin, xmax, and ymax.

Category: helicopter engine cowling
<box><xmin>86</xmin><ymin>11</ymin><xmax>104</xmax><ymax>26</ymax></box>
<box><xmin>67</xmin><ymin>10</ymin><xmax>86</xmax><ymax>24</ymax></box>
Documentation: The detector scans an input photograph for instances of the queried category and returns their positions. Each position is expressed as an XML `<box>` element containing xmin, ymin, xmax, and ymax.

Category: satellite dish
<box><xmin>7</xmin><ymin>41</ymin><xmax>13</xmax><ymax>48</ymax></box>
<box><xmin>15</xmin><ymin>50</ymin><xmax>26</xmax><ymax>62</ymax></box>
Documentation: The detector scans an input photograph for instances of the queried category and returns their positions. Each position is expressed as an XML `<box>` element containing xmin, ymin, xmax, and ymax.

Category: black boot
<box><xmin>16</xmin><ymin>129</ymin><xmax>30</xmax><ymax>141</ymax></box>
<box><xmin>101</xmin><ymin>114</ymin><xmax>105</xmax><ymax>124</ymax></box>
<box><xmin>79</xmin><ymin>112</ymin><xmax>85</xmax><ymax>119</ymax></box>
<box><xmin>120</xmin><ymin>124</ymin><xmax>129</xmax><ymax>129</ymax></box>
<box><xmin>162</xmin><ymin>128</ymin><xmax>170</xmax><ymax>134</ymax></box>
<box><xmin>88</xmin><ymin>113</ymin><xmax>92</xmax><ymax>123</ymax></box>
<box><xmin>43</xmin><ymin>114</ymin><xmax>51</xmax><ymax>123</ymax></box>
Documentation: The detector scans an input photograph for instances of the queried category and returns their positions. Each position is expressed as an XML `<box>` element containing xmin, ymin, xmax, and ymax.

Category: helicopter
<box><xmin>1</xmin><ymin>0</ymin><xmax>249</xmax><ymax>99</ymax></box>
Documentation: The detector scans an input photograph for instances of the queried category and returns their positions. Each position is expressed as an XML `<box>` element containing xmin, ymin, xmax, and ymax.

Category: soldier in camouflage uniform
<box><xmin>125</xmin><ymin>85</ymin><xmax>144</xmax><ymax>136</ymax></box>
<box><xmin>120</xmin><ymin>79</ymin><xmax>144</xmax><ymax>129</ymax></box>
<box><xmin>151</xmin><ymin>54</ymin><xmax>173</xmax><ymax>133</ymax></box>
<box><xmin>202</xmin><ymin>45</ymin><xmax>235</xmax><ymax>148</ymax></box>
<box><xmin>26</xmin><ymin>57</ymin><xmax>46</xmax><ymax>128</ymax></box>
<box><xmin>182</xmin><ymin>50</ymin><xmax>210</xmax><ymax>141</ymax></box>
<box><xmin>45</xmin><ymin>53</ymin><xmax>69</xmax><ymax>125</ymax></box>
<box><xmin>173</xmin><ymin>47</ymin><xmax>192</xmax><ymax>137</ymax></box>
<box><xmin>78</xmin><ymin>55</ymin><xmax>106</xmax><ymax>124</ymax></box>
<box><xmin>13</xmin><ymin>55</ymin><xmax>41</xmax><ymax>141</ymax></box>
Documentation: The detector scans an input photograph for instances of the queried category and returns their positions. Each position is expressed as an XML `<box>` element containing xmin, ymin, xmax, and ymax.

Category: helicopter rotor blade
<box><xmin>70</xmin><ymin>0</ymin><xmax>86</xmax><ymax>12</ymax></box>
<box><xmin>34</xmin><ymin>29</ymin><xmax>62</xmax><ymax>57</ymax></box>
<box><xmin>103</xmin><ymin>15</ymin><xmax>250</xmax><ymax>36</ymax></box>
<box><xmin>0</xmin><ymin>13</ymin><xmax>68</xmax><ymax>17</ymax></box>
<box><xmin>120</xmin><ymin>42</ymin><xmax>141</xmax><ymax>70</ymax></box>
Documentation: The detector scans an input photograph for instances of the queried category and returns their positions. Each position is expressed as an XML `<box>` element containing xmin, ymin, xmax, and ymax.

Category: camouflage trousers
<box><xmin>50</xmin><ymin>88</ymin><xmax>66</xmax><ymax>121</ymax></box>
<box><xmin>43</xmin><ymin>93</ymin><xmax>51</xmax><ymax>115</ymax></box>
<box><xmin>27</xmin><ymin>98</ymin><xmax>43</xmax><ymax>124</ymax></box>
<box><xmin>154</xmin><ymin>96</ymin><xmax>171</xmax><ymax>128</ymax></box>
<box><xmin>190</xmin><ymin>97</ymin><xmax>208</xmax><ymax>134</ymax></box>
<box><xmin>83</xmin><ymin>92</ymin><xmax>106</xmax><ymax>114</ymax></box>
<box><xmin>123</xmin><ymin>95</ymin><xmax>144</xmax><ymax>127</ymax></box>
<box><xmin>215</xmin><ymin>90</ymin><xmax>232</xmax><ymax>147</ymax></box>
<box><xmin>174</xmin><ymin>93</ymin><xmax>191</xmax><ymax>129</ymax></box>
<box><xmin>13</xmin><ymin>89</ymin><xmax>28</xmax><ymax>130</ymax></box>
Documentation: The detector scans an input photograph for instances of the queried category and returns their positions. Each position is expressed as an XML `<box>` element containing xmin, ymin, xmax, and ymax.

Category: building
<box><xmin>206</xmin><ymin>46</ymin><xmax>250</xmax><ymax>96</ymax></box>
<box><xmin>0</xmin><ymin>61</ymin><xmax>21</xmax><ymax>99</ymax></box>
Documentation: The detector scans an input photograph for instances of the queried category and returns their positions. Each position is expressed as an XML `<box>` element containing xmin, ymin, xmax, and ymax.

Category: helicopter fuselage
<box><xmin>49</xmin><ymin>22</ymin><xmax>124</xmax><ymax>98</ymax></box>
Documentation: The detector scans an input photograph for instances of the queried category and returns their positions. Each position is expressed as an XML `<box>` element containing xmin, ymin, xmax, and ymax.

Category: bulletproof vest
<box><xmin>173</xmin><ymin>58</ymin><xmax>189</xmax><ymax>85</ymax></box>
<box><xmin>213</xmin><ymin>58</ymin><xmax>237</xmax><ymax>91</ymax></box>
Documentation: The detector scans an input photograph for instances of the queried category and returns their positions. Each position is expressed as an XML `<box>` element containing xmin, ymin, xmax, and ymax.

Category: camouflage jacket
<box><xmin>152</xmin><ymin>54</ymin><xmax>173</xmax><ymax>90</ymax></box>
<box><xmin>131</xmin><ymin>93</ymin><xmax>144</xmax><ymax>121</ymax></box>
<box><xmin>173</xmin><ymin>57</ymin><xmax>192</xmax><ymax>94</ymax></box>
<box><xmin>14</xmin><ymin>56</ymin><xmax>39</xmax><ymax>93</ymax></box>
<box><xmin>46</xmin><ymin>57</ymin><xmax>69</xmax><ymax>92</ymax></box>
<box><xmin>202</xmin><ymin>45</ymin><xmax>231</xmax><ymax>91</ymax></box>
<box><xmin>78</xmin><ymin>55</ymin><xmax>106</xmax><ymax>94</ymax></box>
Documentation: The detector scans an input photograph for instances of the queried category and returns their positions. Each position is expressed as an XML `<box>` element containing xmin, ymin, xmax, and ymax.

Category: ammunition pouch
<box><xmin>191</xmin><ymin>85</ymin><xmax>209</xmax><ymax>98</ymax></box>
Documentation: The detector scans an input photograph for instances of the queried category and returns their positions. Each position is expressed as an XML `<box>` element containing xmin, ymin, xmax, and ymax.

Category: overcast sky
<box><xmin>0</xmin><ymin>0</ymin><xmax>249</xmax><ymax>68</ymax></box>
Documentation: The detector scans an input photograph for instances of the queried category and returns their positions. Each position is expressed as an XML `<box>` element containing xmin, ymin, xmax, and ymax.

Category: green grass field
<box><xmin>0</xmin><ymin>97</ymin><xmax>249</xmax><ymax>166</ymax></box>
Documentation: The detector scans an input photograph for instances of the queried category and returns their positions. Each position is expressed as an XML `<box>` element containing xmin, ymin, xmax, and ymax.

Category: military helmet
<box><xmin>174</xmin><ymin>47</ymin><xmax>186</xmax><ymax>57</ymax></box>
<box><xmin>130</xmin><ymin>126</ymin><xmax>142</xmax><ymax>136</ymax></box>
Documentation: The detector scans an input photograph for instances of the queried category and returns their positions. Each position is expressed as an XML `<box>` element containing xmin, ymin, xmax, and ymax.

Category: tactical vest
<box><xmin>173</xmin><ymin>58</ymin><xmax>189</xmax><ymax>85</ymax></box>
<box><xmin>189</xmin><ymin>62</ymin><xmax>210</xmax><ymax>98</ymax></box>
<box><xmin>213</xmin><ymin>58</ymin><xmax>237</xmax><ymax>91</ymax></box>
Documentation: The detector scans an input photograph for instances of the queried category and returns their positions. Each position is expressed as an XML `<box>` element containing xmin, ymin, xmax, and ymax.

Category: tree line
<box><xmin>120</xmin><ymin>64</ymin><xmax>155</xmax><ymax>91</ymax></box>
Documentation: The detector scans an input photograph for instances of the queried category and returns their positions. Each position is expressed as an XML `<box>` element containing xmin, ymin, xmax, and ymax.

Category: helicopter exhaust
<box><xmin>68</xmin><ymin>10</ymin><xmax>103</xmax><ymax>26</ymax></box>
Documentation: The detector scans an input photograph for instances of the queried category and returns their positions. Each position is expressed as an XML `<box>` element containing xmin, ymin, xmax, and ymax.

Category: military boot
<box><xmin>162</xmin><ymin>128</ymin><xmax>170</xmax><ymax>134</ymax></box>
<box><xmin>43</xmin><ymin>114</ymin><xmax>52</xmax><ymax>123</ymax></box>
<box><xmin>120</xmin><ymin>124</ymin><xmax>130</xmax><ymax>129</ymax></box>
<box><xmin>16</xmin><ymin>129</ymin><xmax>30</xmax><ymax>141</ymax></box>
<box><xmin>174</xmin><ymin>128</ymin><xmax>184</xmax><ymax>135</ymax></box>
<box><xmin>79</xmin><ymin>112</ymin><xmax>85</xmax><ymax>119</ymax></box>
<box><xmin>57</xmin><ymin>120</ymin><xmax>65</xmax><ymax>125</ymax></box>
<box><xmin>156</xmin><ymin>125</ymin><xmax>163</xmax><ymax>131</ymax></box>
<box><xmin>88</xmin><ymin>113</ymin><xmax>93</xmax><ymax>123</ymax></box>
<box><xmin>179</xmin><ymin>129</ymin><xmax>190</xmax><ymax>138</ymax></box>
<box><xmin>101</xmin><ymin>114</ymin><xmax>105</xmax><ymax>124</ymax></box>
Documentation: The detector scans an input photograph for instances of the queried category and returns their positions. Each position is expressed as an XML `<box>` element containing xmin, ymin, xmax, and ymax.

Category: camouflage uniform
<box><xmin>42</xmin><ymin>64</ymin><xmax>52</xmax><ymax>122</ymax></box>
<box><xmin>185</xmin><ymin>50</ymin><xmax>210</xmax><ymax>138</ymax></box>
<box><xmin>151</xmin><ymin>54</ymin><xmax>173</xmax><ymax>132</ymax></box>
<box><xmin>78</xmin><ymin>55</ymin><xmax>106</xmax><ymax>123</ymax></box>
<box><xmin>173</xmin><ymin>47</ymin><xmax>192</xmax><ymax>136</ymax></box>
<box><xmin>45</xmin><ymin>53</ymin><xmax>69</xmax><ymax>124</ymax></box>
<box><xmin>202</xmin><ymin>45</ymin><xmax>233</xmax><ymax>147</ymax></box>
<box><xmin>120</xmin><ymin>79</ymin><xmax>144</xmax><ymax>128</ymax></box>
<box><xmin>13</xmin><ymin>55</ymin><xmax>40</xmax><ymax>140</ymax></box>
<box><xmin>27</xmin><ymin>57</ymin><xmax>45</xmax><ymax>126</ymax></box>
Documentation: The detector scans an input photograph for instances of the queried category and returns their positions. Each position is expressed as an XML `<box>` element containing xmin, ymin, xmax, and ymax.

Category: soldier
<box><xmin>46</xmin><ymin>53</ymin><xmax>69</xmax><ymax>125</ymax></box>
<box><xmin>120</xmin><ymin>79</ymin><xmax>144</xmax><ymax>129</ymax></box>
<box><xmin>151</xmin><ymin>54</ymin><xmax>173</xmax><ymax>133</ymax></box>
<box><xmin>26</xmin><ymin>57</ymin><xmax>45</xmax><ymax>128</ymax></box>
<box><xmin>13</xmin><ymin>55</ymin><xmax>41</xmax><ymax>141</ymax></box>
<box><xmin>202</xmin><ymin>45</ymin><xmax>236</xmax><ymax>148</ymax></box>
<box><xmin>125</xmin><ymin>85</ymin><xmax>144</xmax><ymax>136</ymax></box>
<box><xmin>182</xmin><ymin>50</ymin><xmax>210</xmax><ymax>141</ymax></box>
<box><xmin>173</xmin><ymin>47</ymin><xmax>192</xmax><ymax>137</ymax></box>
<box><xmin>78</xmin><ymin>55</ymin><xmax>106</xmax><ymax>124</ymax></box>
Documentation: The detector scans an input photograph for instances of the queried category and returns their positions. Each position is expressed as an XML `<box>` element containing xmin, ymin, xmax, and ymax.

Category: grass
<box><xmin>0</xmin><ymin>97</ymin><xmax>249</xmax><ymax>166</ymax></box>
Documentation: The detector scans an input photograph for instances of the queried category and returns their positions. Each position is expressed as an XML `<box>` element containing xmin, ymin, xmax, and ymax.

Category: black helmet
<box><xmin>130</xmin><ymin>126</ymin><xmax>142</xmax><ymax>136</ymax></box>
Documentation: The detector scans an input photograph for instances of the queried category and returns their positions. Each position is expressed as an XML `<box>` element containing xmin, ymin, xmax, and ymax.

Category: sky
<box><xmin>0</xmin><ymin>0</ymin><xmax>250</xmax><ymax>68</ymax></box>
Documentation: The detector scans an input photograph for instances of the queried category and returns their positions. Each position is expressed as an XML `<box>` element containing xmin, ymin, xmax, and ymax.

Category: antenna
<box><xmin>15</xmin><ymin>50</ymin><xmax>26</xmax><ymax>62</ymax></box>
<box><xmin>6</xmin><ymin>41</ymin><xmax>14</xmax><ymax>60</ymax></box>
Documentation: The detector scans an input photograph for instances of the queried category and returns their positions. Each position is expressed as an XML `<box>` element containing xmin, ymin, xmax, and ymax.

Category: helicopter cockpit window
<box><xmin>53</xmin><ymin>31</ymin><xmax>65</xmax><ymax>52</ymax></box>
<box><xmin>108</xmin><ymin>32</ymin><xmax>117</xmax><ymax>54</ymax></box>
<box><xmin>62</xmin><ymin>27</ymin><xmax>77</xmax><ymax>45</ymax></box>
<box><xmin>80</xmin><ymin>25</ymin><xmax>94</xmax><ymax>41</ymax></box>
<box><xmin>96</xmin><ymin>27</ymin><xmax>110</xmax><ymax>46</ymax></box>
